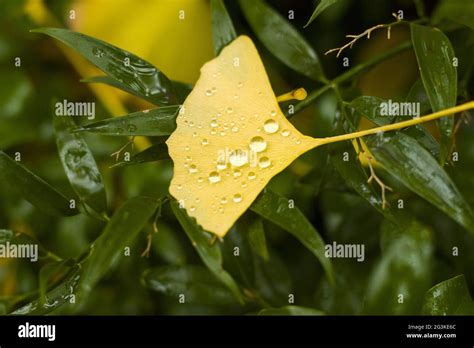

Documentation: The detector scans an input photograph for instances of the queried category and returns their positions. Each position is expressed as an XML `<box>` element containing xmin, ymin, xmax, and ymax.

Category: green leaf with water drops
<box><xmin>0</xmin><ymin>151</ymin><xmax>78</xmax><ymax>216</ymax></box>
<box><xmin>411</xmin><ymin>24</ymin><xmax>457</xmax><ymax>164</ymax></box>
<box><xmin>10</xmin><ymin>266</ymin><xmax>81</xmax><ymax>315</ymax></box>
<box><xmin>111</xmin><ymin>142</ymin><xmax>170</xmax><ymax>168</ymax></box>
<box><xmin>74</xmin><ymin>106</ymin><xmax>179</xmax><ymax>136</ymax></box>
<box><xmin>422</xmin><ymin>275</ymin><xmax>474</xmax><ymax>315</ymax></box>
<box><xmin>365</xmin><ymin>220</ymin><xmax>434</xmax><ymax>314</ymax></box>
<box><xmin>250</xmin><ymin>189</ymin><xmax>334</xmax><ymax>285</ymax></box>
<box><xmin>32</xmin><ymin>28</ymin><xmax>178</xmax><ymax>105</ymax></box>
<box><xmin>54</xmin><ymin>116</ymin><xmax>107</xmax><ymax>215</ymax></box>
<box><xmin>38</xmin><ymin>259</ymin><xmax>74</xmax><ymax>306</ymax></box>
<box><xmin>142</xmin><ymin>265</ymin><xmax>238</xmax><ymax>305</ymax></box>
<box><xmin>367</xmin><ymin>132</ymin><xmax>474</xmax><ymax>234</ymax></box>
<box><xmin>82</xmin><ymin>75</ymin><xmax>192</xmax><ymax>104</ymax></box>
<box><xmin>78</xmin><ymin>196</ymin><xmax>159</xmax><ymax>296</ymax></box>
<box><xmin>171</xmin><ymin>199</ymin><xmax>245</xmax><ymax>304</ymax></box>
<box><xmin>258</xmin><ymin>306</ymin><xmax>325</xmax><ymax>315</ymax></box>
<box><xmin>211</xmin><ymin>0</ymin><xmax>237</xmax><ymax>55</ymax></box>
<box><xmin>304</xmin><ymin>0</ymin><xmax>339</xmax><ymax>28</ymax></box>
<box><xmin>247</xmin><ymin>216</ymin><xmax>269</xmax><ymax>261</ymax></box>
<box><xmin>239</xmin><ymin>0</ymin><xmax>325</xmax><ymax>82</ymax></box>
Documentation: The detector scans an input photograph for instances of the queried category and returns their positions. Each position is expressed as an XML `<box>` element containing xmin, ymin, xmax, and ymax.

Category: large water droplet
<box><xmin>259</xmin><ymin>157</ymin><xmax>271</xmax><ymax>168</ymax></box>
<box><xmin>233</xmin><ymin>194</ymin><xmax>242</xmax><ymax>203</ymax></box>
<box><xmin>209</xmin><ymin>171</ymin><xmax>221</xmax><ymax>183</ymax></box>
<box><xmin>229</xmin><ymin>150</ymin><xmax>248</xmax><ymax>167</ymax></box>
<box><xmin>263</xmin><ymin>119</ymin><xmax>279</xmax><ymax>134</ymax></box>
<box><xmin>249</xmin><ymin>136</ymin><xmax>267</xmax><ymax>153</ymax></box>
<box><xmin>248</xmin><ymin>172</ymin><xmax>256</xmax><ymax>180</ymax></box>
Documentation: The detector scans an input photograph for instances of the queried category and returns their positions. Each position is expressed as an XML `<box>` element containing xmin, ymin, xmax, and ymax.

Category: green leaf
<box><xmin>239</xmin><ymin>0</ymin><xmax>325</xmax><ymax>81</ymax></box>
<box><xmin>411</xmin><ymin>24</ymin><xmax>457</xmax><ymax>164</ymax></box>
<box><xmin>365</xmin><ymin>221</ymin><xmax>434</xmax><ymax>314</ymax></box>
<box><xmin>170</xmin><ymin>200</ymin><xmax>244</xmax><ymax>303</ymax></box>
<box><xmin>112</xmin><ymin>142</ymin><xmax>170</xmax><ymax>168</ymax></box>
<box><xmin>350</xmin><ymin>95</ymin><xmax>439</xmax><ymax>158</ymax></box>
<box><xmin>258</xmin><ymin>306</ymin><xmax>325</xmax><ymax>315</ymax></box>
<box><xmin>433</xmin><ymin>0</ymin><xmax>474</xmax><ymax>30</ymax></box>
<box><xmin>152</xmin><ymin>221</ymin><xmax>187</xmax><ymax>265</ymax></box>
<box><xmin>422</xmin><ymin>275</ymin><xmax>474</xmax><ymax>315</ymax></box>
<box><xmin>54</xmin><ymin>116</ymin><xmax>107</xmax><ymax>215</ymax></box>
<box><xmin>211</xmin><ymin>0</ymin><xmax>237</xmax><ymax>55</ymax></box>
<box><xmin>142</xmin><ymin>265</ymin><xmax>237</xmax><ymax>305</ymax></box>
<box><xmin>74</xmin><ymin>106</ymin><xmax>179</xmax><ymax>136</ymax></box>
<box><xmin>406</xmin><ymin>79</ymin><xmax>431</xmax><ymax>115</ymax></box>
<box><xmin>32</xmin><ymin>28</ymin><xmax>178</xmax><ymax>105</ymax></box>
<box><xmin>250</xmin><ymin>189</ymin><xmax>334</xmax><ymax>285</ymax></box>
<box><xmin>78</xmin><ymin>196</ymin><xmax>159</xmax><ymax>295</ymax></box>
<box><xmin>247</xmin><ymin>217</ymin><xmax>269</xmax><ymax>261</ymax></box>
<box><xmin>82</xmin><ymin>75</ymin><xmax>191</xmax><ymax>104</ymax></box>
<box><xmin>367</xmin><ymin>132</ymin><xmax>474</xmax><ymax>234</ymax></box>
<box><xmin>38</xmin><ymin>259</ymin><xmax>74</xmax><ymax>306</ymax></box>
<box><xmin>0</xmin><ymin>151</ymin><xmax>78</xmax><ymax>216</ymax></box>
<box><xmin>10</xmin><ymin>267</ymin><xmax>80</xmax><ymax>315</ymax></box>
<box><xmin>304</xmin><ymin>0</ymin><xmax>338</xmax><ymax>28</ymax></box>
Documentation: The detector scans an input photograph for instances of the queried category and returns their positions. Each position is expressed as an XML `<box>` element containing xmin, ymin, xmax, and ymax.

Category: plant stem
<box><xmin>291</xmin><ymin>41</ymin><xmax>413</xmax><ymax>115</ymax></box>
<box><xmin>311</xmin><ymin>101</ymin><xmax>474</xmax><ymax>148</ymax></box>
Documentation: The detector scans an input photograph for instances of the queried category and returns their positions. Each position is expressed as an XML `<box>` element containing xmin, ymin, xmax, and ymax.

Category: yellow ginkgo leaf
<box><xmin>167</xmin><ymin>35</ymin><xmax>318</xmax><ymax>237</ymax></box>
<box><xmin>167</xmin><ymin>35</ymin><xmax>474</xmax><ymax>238</ymax></box>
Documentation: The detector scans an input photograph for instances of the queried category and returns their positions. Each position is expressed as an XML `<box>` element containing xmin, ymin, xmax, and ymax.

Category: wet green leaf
<box><xmin>411</xmin><ymin>24</ymin><xmax>457</xmax><ymax>164</ymax></box>
<box><xmin>422</xmin><ymin>275</ymin><xmax>474</xmax><ymax>315</ymax></box>
<box><xmin>142</xmin><ymin>265</ymin><xmax>237</xmax><ymax>305</ymax></box>
<box><xmin>32</xmin><ymin>28</ymin><xmax>178</xmax><ymax>105</ymax></box>
<box><xmin>239</xmin><ymin>0</ymin><xmax>325</xmax><ymax>81</ymax></box>
<box><xmin>367</xmin><ymin>132</ymin><xmax>474</xmax><ymax>234</ymax></box>
<box><xmin>111</xmin><ymin>142</ymin><xmax>170</xmax><ymax>168</ymax></box>
<box><xmin>171</xmin><ymin>200</ymin><xmax>244</xmax><ymax>303</ymax></box>
<box><xmin>54</xmin><ymin>116</ymin><xmax>107</xmax><ymax>215</ymax></box>
<box><xmin>74</xmin><ymin>106</ymin><xmax>179</xmax><ymax>136</ymax></box>
<box><xmin>78</xmin><ymin>196</ymin><xmax>159</xmax><ymax>295</ymax></box>
<box><xmin>0</xmin><ymin>151</ymin><xmax>78</xmax><ymax>216</ymax></box>
<box><xmin>38</xmin><ymin>259</ymin><xmax>74</xmax><ymax>306</ymax></box>
<box><xmin>211</xmin><ymin>0</ymin><xmax>237</xmax><ymax>55</ymax></box>
<box><xmin>365</xmin><ymin>221</ymin><xmax>434</xmax><ymax>314</ymax></box>
<box><xmin>406</xmin><ymin>79</ymin><xmax>431</xmax><ymax>115</ymax></box>
<box><xmin>248</xmin><ymin>217</ymin><xmax>269</xmax><ymax>261</ymax></box>
<box><xmin>10</xmin><ymin>267</ymin><xmax>80</xmax><ymax>315</ymax></box>
<box><xmin>251</xmin><ymin>189</ymin><xmax>334</xmax><ymax>285</ymax></box>
<box><xmin>304</xmin><ymin>0</ymin><xmax>338</xmax><ymax>27</ymax></box>
<box><xmin>258</xmin><ymin>305</ymin><xmax>325</xmax><ymax>315</ymax></box>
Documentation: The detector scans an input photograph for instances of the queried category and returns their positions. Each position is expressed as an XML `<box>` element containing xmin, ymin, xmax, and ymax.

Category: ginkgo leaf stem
<box><xmin>312</xmin><ymin>101</ymin><xmax>474</xmax><ymax>148</ymax></box>
<box><xmin>277</xmin><ymin>88</ymin><xmax>308</xmax><ymax>102</ymax></box>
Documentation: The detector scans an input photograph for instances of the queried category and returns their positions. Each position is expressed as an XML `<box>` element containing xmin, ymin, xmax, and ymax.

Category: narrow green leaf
<box><xmin>11</xmin><ymin>267</ymin><xmax>80</xmax><ymax>315</ymax></box>
<box><xmin>54</xmin><ymin>116</ymin><xmax>107</xmax><ymax>215</ymax></box>
<box><xmin>111</xmin><ymin>142</ymin><xmax>170</xmax><ymax>168</ymax></box>
<box><xmin>411</xmin><ymin>24</ymin><xmax>457</xmax><ymax>163</ymax></box>
<box><xmin>304</xmin><ymin>0</ymin><xmax>338</xmax><ymax>28</ymax></box>
<box><xmin>79</xmin><ymin>196</ymin><xmax>159</xmax><ymax>295</ymax></box>
<box><xmin>239</xmin><ymin>0</ymin><xmax>325</xmax><ymax>81</ymax></box>
<box><xmin>32</xmin><ymin>28</ymin><xmax>178</xmax><ymax>105</ymax></box>
<box><xmin>367</xmin><ymin>132</ymin><xmax>474</xmax><ymax>234</ymax></box>
<box><xmin>422</xmin><ymin>275</ymin><xmax>474</xmax><ymax>315</ymax></box>
<box><xmin>38</xmin><ymin>259</ymin><xmax>74</xmax><ymax>306</ymax></box>
<box><xmin>248</xmin><ymin>217</ymin><xmax>269</xmax><ymax>261</ymax></box>
<box><xmin>365</xmin><ymin>221</ymin><xmax>433</xmax><ymax>314</ymax></box>
<box><xmin>82</xmin><ymin>75</ymin><xmax>191</xmax><ymax>104</ymax></box>
<box><xmin>211</xmin><ymin>0</ymin><xmax>237</xmax><ymax>55</ymax></box>
<box><xmin>0</xmin><ymin>151</ymin><xmax>78</xmax><ymax>216</ymax></box>
<box><xmin>258</xmin><ymin>306</ymin><xmax>325</xmax><ymax>315</ymax></box>
<box><xmin>171</xmin><ymin>200</ymin><xmax>244</xmax><ymax>303</ymax></box>
<box><xmin>142</xmin><ymin>265</ymin><xmax>237</xmax><ymax>305</ymax></box>
<box><xmin>251</xmin><ymin>189</ymin><xmax>334</xmax><ymax>285</ymax></box>
<box><xmin>74</xmin><ymin>106</ymin><xmax>179</xmax><ymax>136</ymax></box>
